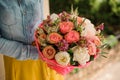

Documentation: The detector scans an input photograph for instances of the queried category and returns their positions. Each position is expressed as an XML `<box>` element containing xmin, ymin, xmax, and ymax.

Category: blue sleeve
<box><xmin>0</xmin><ymin>37</ymin><xmax>39</xmax><ymax>60</ymax></box>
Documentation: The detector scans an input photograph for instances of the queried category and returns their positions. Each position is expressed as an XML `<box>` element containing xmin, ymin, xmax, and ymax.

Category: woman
<box><xmin>0</xmin><ymin>0</ymin><xmax>64</xmax><ymax>80</ymax></box>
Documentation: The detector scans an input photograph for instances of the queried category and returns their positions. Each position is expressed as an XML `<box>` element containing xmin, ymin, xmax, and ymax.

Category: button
<box><xmin>23</xmin><ymin>10</ymin><xmax>26</xmax><ymax>15</ymax></box>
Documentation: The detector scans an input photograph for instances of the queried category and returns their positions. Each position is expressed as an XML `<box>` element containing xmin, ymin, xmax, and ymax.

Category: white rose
<box><xmin>73</xmin><ymin>46</ymin><xmax>90</xmax><ymax>65</ymax></box>
<box><xmin>81</xmin><ymin>23</ymin><xmax>96</xmax><ymax>37</ymax></box>
<box><xmin>50</xmin><ymin>13</ymin><xmax>59</xmax><ymax>22</ymax></box>
<box><xmin>55</xmin><ymin>51</ymin><xmax>70</xmax><ymax>66</ymax></box>
<box><xmin>80</xmin><ymin>18</ymin><xmax>96</xmax><ymax>37</ymax></box>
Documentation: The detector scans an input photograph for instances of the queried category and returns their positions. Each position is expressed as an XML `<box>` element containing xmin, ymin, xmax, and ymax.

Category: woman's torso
<box><xmin>0</xmin><ymin>0</ymin><xmax>43</xmax><ymax>44</ymax></box>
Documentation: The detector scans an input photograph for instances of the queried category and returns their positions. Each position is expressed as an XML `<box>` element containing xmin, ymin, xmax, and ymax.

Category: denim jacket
<box><xmin>0</xmin><ymin>0</ymin><xmax>44</xmax><ymax>60</ymax></box>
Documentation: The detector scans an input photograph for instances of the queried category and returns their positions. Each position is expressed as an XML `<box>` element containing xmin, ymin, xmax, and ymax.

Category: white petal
<box><xmin>73</xmin><ymin>46</ymin><xmax>90</xmax><ymax>65</ymax></box>
<box><xmin>55</xmin><ymin>51</ymin><xmax>70</xmax><ymax>66</ymax></box>
<box><xmin>50</xmin><ymin>13</ymin><xmax>59</xmax><ymax>22</ymax></box>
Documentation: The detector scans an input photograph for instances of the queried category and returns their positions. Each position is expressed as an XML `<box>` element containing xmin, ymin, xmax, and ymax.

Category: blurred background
<box><xmin>49</xmin><ymin>0</ymin><xmax>120</xmax><ymax>80</ymax></box>
<box><xmin>0</xmin><ymin>0</ymin><xmax>120</xmax><ymax>80</ymax></box>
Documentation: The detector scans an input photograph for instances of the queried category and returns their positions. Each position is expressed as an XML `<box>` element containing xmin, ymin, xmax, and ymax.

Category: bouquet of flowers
<box><xmin>35</xmin><ymin>11</ymin><xmax>105</xmax><ymax>75</ymax></box>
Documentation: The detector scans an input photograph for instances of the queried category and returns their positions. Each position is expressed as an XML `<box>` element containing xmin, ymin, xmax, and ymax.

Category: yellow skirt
<box><xmin>3</xmin><ymin>56</ymin><xmax>64</xmax><ymax>80</ymax></box>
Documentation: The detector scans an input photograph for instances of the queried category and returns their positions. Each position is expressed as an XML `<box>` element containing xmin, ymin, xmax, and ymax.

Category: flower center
<box><xmin>47</xmin><ymin>49</ymin><xmax>53</xmax><ymax>56</ymax></box>
<box><xmin>61</xmin><ymin>57</ymin><xmax>67</xmax><ymax>62</ymax></box>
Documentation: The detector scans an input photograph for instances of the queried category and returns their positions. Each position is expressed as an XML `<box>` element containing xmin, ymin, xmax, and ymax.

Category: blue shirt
<box><xmin>0</xmin><ymin>0</ymin><xmax>44</xmax><ymax>60</ymax></box>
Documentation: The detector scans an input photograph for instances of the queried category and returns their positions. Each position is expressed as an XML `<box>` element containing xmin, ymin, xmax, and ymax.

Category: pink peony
<box><xmin>59</xmin><ymin>21</ymin><xmax>74</xmax><ymax>34</ymax></box>
<box><xmin>87</xmin><ymin>41</ymin><xmax>96</xmax><ymax>55</ymax></box>
<box><xmin>87</xmin><ymin>36</ymin><xmax>101</xmax><ymax>46</ymax></box>
<box><xmin>65</xmin><ymin>30</ymin><xmax>80</xmax><ymax>43</ymax></box>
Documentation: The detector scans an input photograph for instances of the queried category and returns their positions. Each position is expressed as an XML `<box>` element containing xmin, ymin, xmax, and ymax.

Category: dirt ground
<box><xmin>65</xmin><ymin>43</ymin><xmax>120</xmax><ymax>80</ymax></box>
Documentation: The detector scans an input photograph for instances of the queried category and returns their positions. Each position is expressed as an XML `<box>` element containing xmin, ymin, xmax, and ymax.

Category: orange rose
<box><xmin>65</xmin><ymin>30</ymin><xmax>80</xmax><ymax>43</ymax></box>
<box><xmin>42</xmin><ymin>46</ymin><xmax>56</xmax><ymax>59</ymax></box>
<box><xmin>39</xmin><ymin>33</ymin><xmax>46</xmax><ymax>39</ymax></box>
<box><xmin>47</xmin><ymin>32</ymin><xmax>63</xmax><ymax>44</ymax></box>
<box><xmin>59</xmin><ymin>21</ymin><xmax>74</xmax><ymax>34</ymax></box>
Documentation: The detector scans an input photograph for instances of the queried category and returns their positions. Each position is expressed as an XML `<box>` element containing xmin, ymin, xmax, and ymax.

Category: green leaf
<box><xmin>89</xmin><ymin>55</ymin><xmax>95</xmax><ymax>61</ymax></box>
<box><xmin>68</xmin><ymin>49</ymin><xmax>79</xmax><ymax>66</ymax></box>
<box><xmin>70</xmin><ymin>68</ymin><xmax>80</xmax><ymax>74</ymax></box>
<box><xmin>69</xmin><ymin>43</ymin><xmax>77</xmax><ymax>48</ymax></box>
<box><xmin>76</xmin><ymin>25</ymin><xmax>82</xmax><ymax>32</ymax></box>
<box><xmin>79</xmin><ymin>18</ymin><xmax>86</xmax><ymax>26</ymax></box>
<box><xmin>70</xmin><ymin>5</ymin><xmax>79</xmax><ymax>16</ymax></box>
<box><xmin>101</xmin><ymin>55</ymin><xmax>107</xmax><ymax>58</ymax></box>
<box><xmin>103</xmin><ymin>35</ymin><xmax>118</xmax><ymax>48</ymax></box>
<box><xmin>70</xmin><ymin>17</ymin><xmax>78</xmax><ymax>29</ymax></box>
<box><xmin>76</xmin><ymin>18</ymin><xmax>86</xmax><ymax>33</ymax></box>
<box><xmin>100</xmin><ymin>51</ymin><xmax>109</xmax><ymax>54</ymax></box>
<box><xmin>54</xmin><ymin>18</ymin><xmax>60</xmax><ymax>25</ymax></box>
<box><xmin>74</xmin><ymin>68</ymin><xmax>79</xmax><ymax>73</ymax></box>
<box><xmin>70</xmin><ymin>60</ymin><xmax>79</xmax><ymax>66</ymax></box>
<box><xmin>99</xmin><ymin>43</ymin><xmax>110</xmax><ymax>49</ymax></box>
<box><xmin>67</xmin><ymin>49</ymin><xmax>73</xmax><ymax>53</ymax></box>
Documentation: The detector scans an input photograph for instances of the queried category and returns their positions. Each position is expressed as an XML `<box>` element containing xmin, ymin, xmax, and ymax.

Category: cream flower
<box><xmin>81</xmin><ymin>18</ymin><xmax>96</xmax><ymax>38</ymax></box>
<box><xmin>55</xmin><ymin>51</ymin><xmax>70</xmax><ymax>66</ymax></box>
<box><xmin>73</xmin><ymin>46</ymin><xmax>90</xmax><ymax>65</ymax></box>
<box><xmin>50</xmin><ymin>13</ymin><xmax>59</xmax><ymax>22</ymax></box>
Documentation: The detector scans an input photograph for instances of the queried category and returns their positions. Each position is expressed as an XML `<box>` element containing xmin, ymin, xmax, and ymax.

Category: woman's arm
<box><xmin>0</xmin><ymin>36</ymin><xmax>38</xmax><ymax>60</ymax></box>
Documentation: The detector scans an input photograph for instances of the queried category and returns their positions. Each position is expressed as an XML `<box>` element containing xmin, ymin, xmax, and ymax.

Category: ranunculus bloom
<box><xmin>65</xmin><ymin>30</ymin><xmax>80</xmax><ymax>43</ymax></box>
<box><xmin>55</xmin><ymin>51</ymin><xmax>70</xmax><ymax>66</ymax></box>
<box><xmin>73</xmin><ymin>46</ymin><xmax>90</xmax><ymax>65</ymax></box>
<box><xmin>42</xmin><ymin>46</ymin><xmax>56</xmax><ymax>59</ymax></box>
<box><xmin>39</xmin><ymin>33</ymin><xmax>47</xmax><ymax>39</ymax></box>
<box><xmin>59</xmin><ymin>21</ymin><xmax>74</xmax><ymax>34</ymax></box>
<box><xmin>47</xmin><ymin>33</ymin><xmax>63</xmax><ymax>44</ymax></box>
<box><xmin>87</xmin><ymin>41</ymin><xmax>96</xmax><ymax>55</ymax></box>
<box><xmin>37</xmin><ymin>33</ymin><xmax>47</xmax><ymax>46</ymax></box>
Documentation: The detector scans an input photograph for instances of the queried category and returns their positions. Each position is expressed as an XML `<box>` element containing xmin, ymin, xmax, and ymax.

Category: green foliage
<box><xmin>109</xmin><ymin>0</ymin><xmax>120</xmax><ymax>17</ymax></box>
<box><xmin>70</xmin><ymin>68</ymin><xmax>80</xmax><ymax>74</ymax></box>
<box><xmin>103</xmin><ymin>35</ymin><xmax>118</xmax><ymax>48</ymax></box>
<box><xmin>89</xmin><ymin>55</ymin><xmax>95</xmax><ymax>61</ymax></box>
